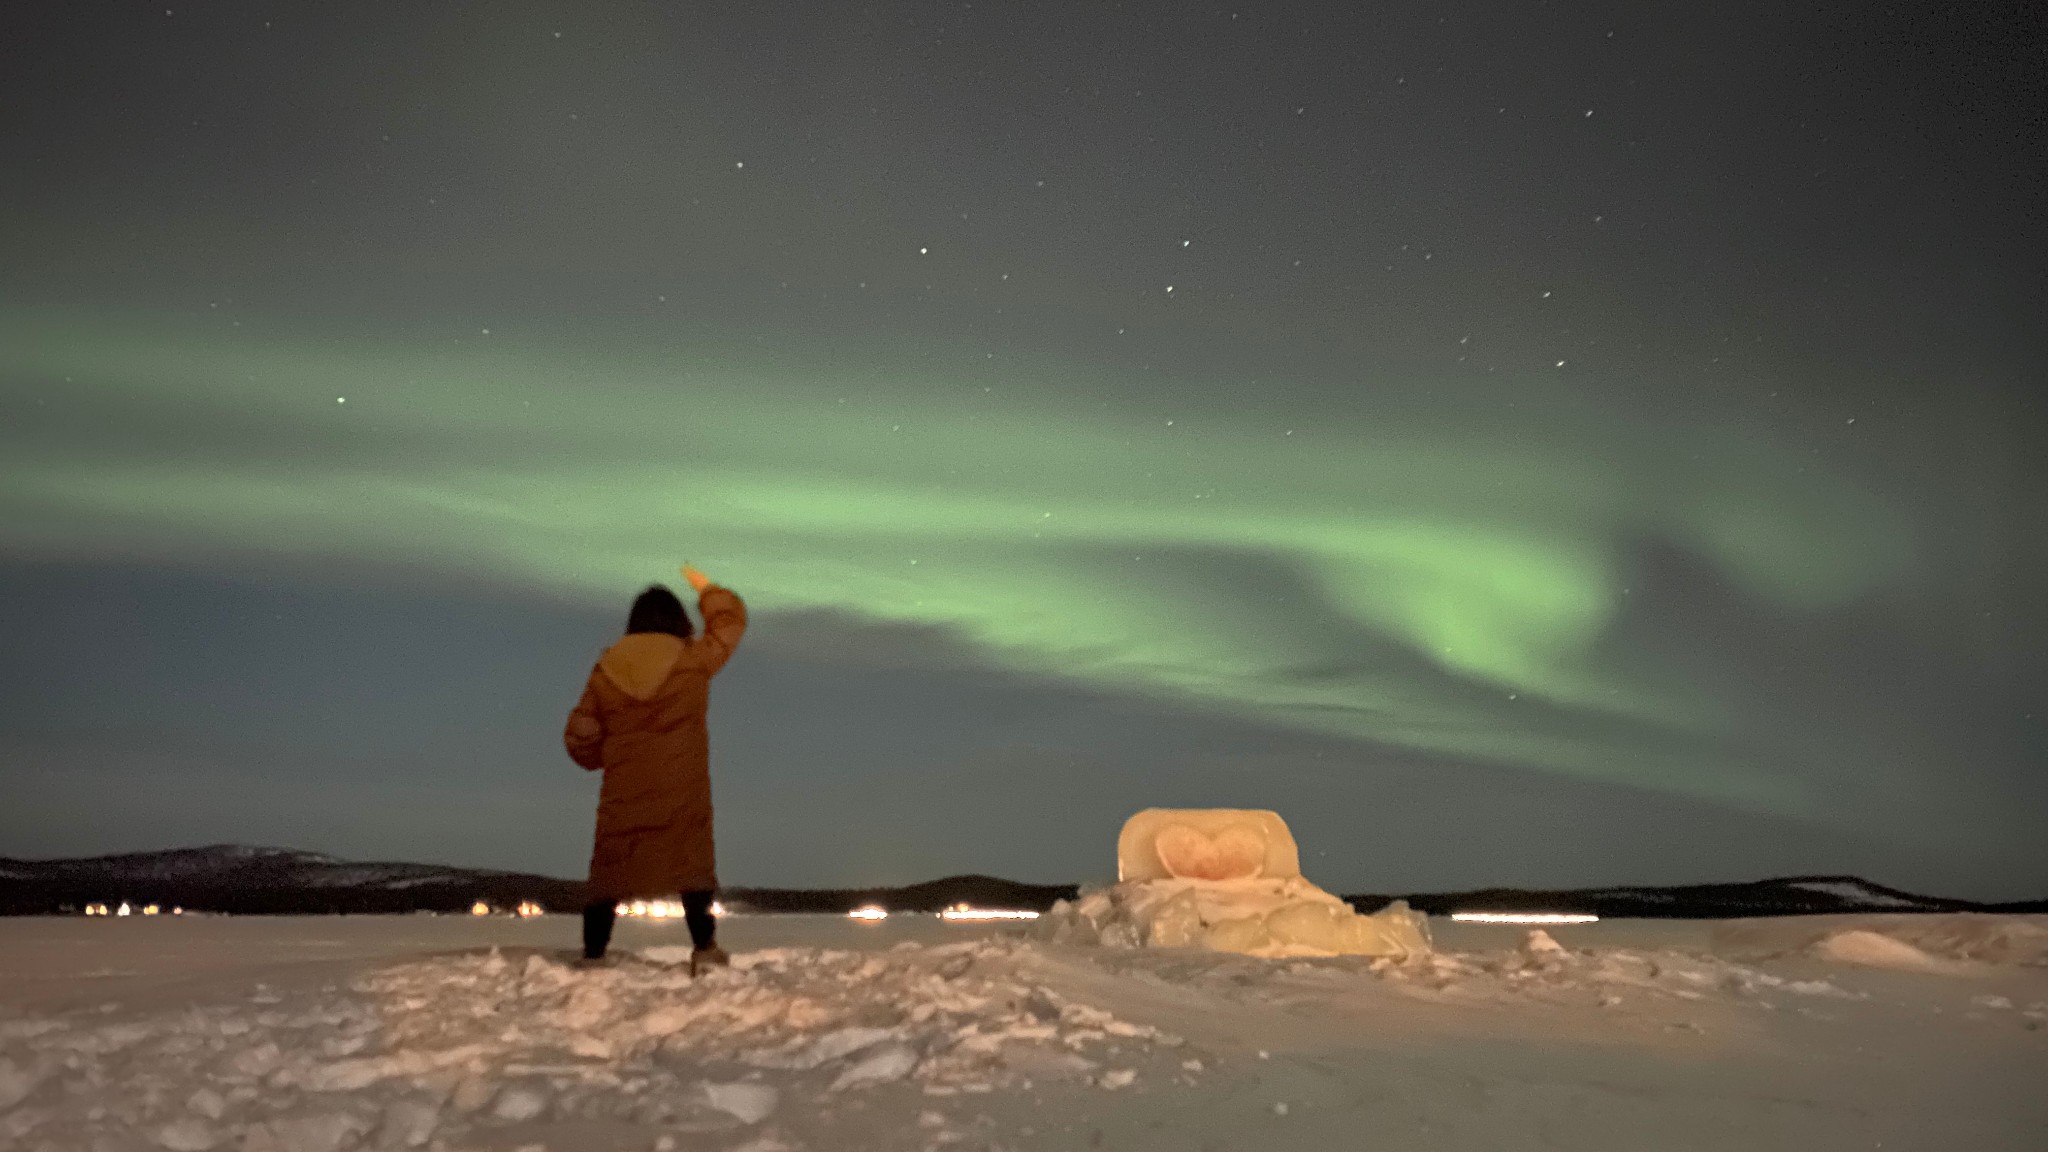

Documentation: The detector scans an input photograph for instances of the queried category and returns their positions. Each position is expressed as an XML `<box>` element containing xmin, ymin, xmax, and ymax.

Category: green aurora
<box><xmin>1</xmin><ymin>313</ymin><xmax>1913</xmax><ymax>817</ymax></box>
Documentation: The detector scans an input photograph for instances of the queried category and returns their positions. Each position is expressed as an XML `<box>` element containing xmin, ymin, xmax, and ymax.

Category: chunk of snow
<box><xmin>0</xmin><ymin>1058</ymin><xmax>43</xmax><ymax>1110</ymax></box>
<box><xmin>799</xmin><ymin>1026</ymin><xmax>896</xmax><ymax>1068</ymax></box>
<box><xmin>701</xmin><ymin>1080</ymin><xmax>779</xmax><ymax>1124</ymax></box>
<box><xmin>0</xmin><ymin>1020</ymin><xmax>64</xmax><ymax>1042</ymax></box>
<box><xmin>375</xmin><ymin>1099</ymin><xmax>440</xmax><ymax>1148</ymax></box>
<box><xmin>155</xmin><ymin>1118</ymin><xmax>218</xmax><ymax>1151</ymax></box>
<box><xmin>1521</xmin><ymin>929</ymin><xmax>1567</xmax><ymax>960</ymax></box>
<box><xmin>520</xmin><ymin>952</ymin><xmax>572</xmax><ymax>993</ymax></box>
<box><xmin>185</xmin><ymin>1087</ymin><xmax>226</xmax><ymax>1119</ymax></box>
<box><xmin>558</xmin><ymin>984</ymin><xmax>619</xmax><ymax>1031</ymax></box>
<box><xmin>449</xmin><ymin>1076</ymin><xmax>496</xmax><ymax>1114</ymax></box>
<box><xmin>830</xmin><ymin>1043</ymin><xmax>919</xmax><ymax>1090</ymax></box>
<box><xmin>1000</xmin><ymin>1044</ymin><xmax>1096</xmax><ymax>1080</ymax></box>
<box><xmin>1781</xmin><ymin>979</ymin><xmax>1861</xmax><ymax>999</ymax></box>
<box><xmin>1098</xmin><ymin>1068</ymin><xmax>1136</xmax><ymax>1090</ymax></box>
<box><xmin>301</xmin><ymin>1044</ymin><xmax>487</xmax><ymax>1091</ymax></box>
<box><xmin>743</xmin><ymin>1025</ymin><xmax>896</xmax><ymax>1071</ymax></box>
<box><xmin>221</xmin><ymin>1041</ymin><xmax>282</xmax><ymax>1080</ymax></box>
<box><xmin>265</xmin><ymin>1112</ymin><xmax>369</xmax><ymax>1152</ymax></box>
<box><xmin>490</xmin><ymin>1085</ymin><xmax>549</xmax><ymax>1121</ymax></box>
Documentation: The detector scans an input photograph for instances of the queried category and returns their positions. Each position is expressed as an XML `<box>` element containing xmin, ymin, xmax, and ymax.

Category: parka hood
<box><xmin>597</xmin><ymin>633</ymin><xmax>686</xmax><ymax>700</ymax></box>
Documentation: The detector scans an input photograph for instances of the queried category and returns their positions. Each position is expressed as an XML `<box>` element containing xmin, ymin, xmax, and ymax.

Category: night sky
<box><xmin>2</xmin><ymin>3</ymin><xmax>2043</xmax><ymax>899</ymax></box>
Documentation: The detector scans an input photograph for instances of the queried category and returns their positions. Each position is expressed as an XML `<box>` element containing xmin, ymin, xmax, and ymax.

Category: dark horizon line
<box><xmin>5</xmin><ymin>842</ymin><xmax>2043</xmax><ymax>915</ymax></box>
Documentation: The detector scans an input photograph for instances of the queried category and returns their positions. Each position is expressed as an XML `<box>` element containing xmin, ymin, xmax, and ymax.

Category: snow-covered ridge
<box><xmin>0</xmin><ymin>846</ymin><xmax>588</xmax><ymax>916</ymax></box>
<box><xmin>4</xmin><ymin>848</ymin><xmax>2041</xmax><ymax>918</ymax></box>
<box><xmin>1784</xmin><ymin>879</ymin><xmax>1922</xmax><ymax>909</ymax></box>
<box><xmin>1349</xmin><ymin>874</ymin><xmax>2045</xmax><ymax>920</ymax></box>
<box><xmin>0</xmin><ymin>850</ymin><xmax>1076</xmax><ymax>917</ymax></box>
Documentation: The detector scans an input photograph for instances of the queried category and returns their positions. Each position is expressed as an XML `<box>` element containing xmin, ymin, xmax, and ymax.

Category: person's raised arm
<box><xmin>563</xmin><ymin>674</ymin><xmax>606</xmax><ymax>771</ymax></box>
<box><xmin>682</xmin><ymin>564</ymin><xmax>748</xmax><ymax>676</ymax></box>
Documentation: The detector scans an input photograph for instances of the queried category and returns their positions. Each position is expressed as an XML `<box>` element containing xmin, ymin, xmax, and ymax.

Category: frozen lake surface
<box><xmin>1</xmin><ymin>912</ymin><xmax>2043</xmax><ymax>1150</ymax></box>
<box><xmin>0</xmin><ymin>912</ymin><xmax>1766</xmax><ymax>1012</ymax></box>
<box><xmin>0</xmin><ymin>913</ymin><xmax>995</xmax><ymax>1014</ymax></box>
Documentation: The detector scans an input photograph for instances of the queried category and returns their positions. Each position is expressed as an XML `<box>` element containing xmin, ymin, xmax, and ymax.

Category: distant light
<box><xmin>117</xmin><ymin>902</ymin><xmax>132</xmax><ymax>917</ymax></box>
<box><xmin>939</xmin><ymin>904</ymin><xmax>1040</xmax><ymax>922</ymax></box>
<box><xmin>1450</xmin><ymin>912</ymin><xmax>1599</xmax><ymax>924</ymax></box>
<box><xmin>171</xmin><ymin>907</ymin><xmax>184</xmax><ymax>916</ymax></box>
<box><xmin>142</xmin><ymin>904</ymin><xmax>160</xmax><ymax>916</ymax></box>
<box><xmin>470</xmin><ymin>901</ymin><xmax>491</xmax><ymax>917</ymax></box>
<box><xmin>514</xmin><ymin>901</ymin><xmax>544</xmax><ymax>918</ymax></box>
<box><xmin>617</xmin><ymin>899</ymin><xmax>724</xmax><ymax>919</ymax></box>
<box><xmin>848</xmin><ymin>905</ymin><xmax>889</xmax><ymax>922</ymax></box>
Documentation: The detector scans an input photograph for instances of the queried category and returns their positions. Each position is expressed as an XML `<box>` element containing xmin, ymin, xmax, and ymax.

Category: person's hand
<box><xmin>680</xmin><ymin>564</ymin><xmax>712</xmax><ymax>593</ymax></box>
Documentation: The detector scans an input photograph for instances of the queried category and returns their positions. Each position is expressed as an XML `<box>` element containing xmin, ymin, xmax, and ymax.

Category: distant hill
<box><xmin>0</xmin><ymin>845</ymin><xmax>1077</xmax><ymax>917</ymax></box>
<box><xmin>0</xmin><ymin>845</ymin><xmax>587</xmax><ymax>916</ymax></box>
<box><xmin>1</xmin><ymin>846</ymin><xmax>2039</xmax><ymax>918</ymax></box>
<box><xmin>728</xmin><ymin>875</ymin><xmax>1082</xmax><ymax>915</ymax></box>
<box><xmin>1346</xmin><ymin>875</ymin><xmax>2048</xmax><ymax>919</ymax></box>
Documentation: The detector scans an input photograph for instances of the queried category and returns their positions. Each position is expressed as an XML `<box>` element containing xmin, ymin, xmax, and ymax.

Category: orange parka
<box><xmin>564</xmin><ymin>585</ymin><xmax>747</xmax><ymax>900</ymax></box>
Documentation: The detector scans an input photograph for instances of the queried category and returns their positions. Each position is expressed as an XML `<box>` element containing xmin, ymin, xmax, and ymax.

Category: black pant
<box><xmin>582</xmin><ymin>890</ymin><xmax>716</xmax><ymax>959</ymax></box>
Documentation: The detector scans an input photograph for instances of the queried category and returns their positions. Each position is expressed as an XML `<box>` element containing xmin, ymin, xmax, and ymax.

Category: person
<box><xmin>564</xmin><ymin>564</ymin><xmax>747</xmax><ymax>973</ymax></box>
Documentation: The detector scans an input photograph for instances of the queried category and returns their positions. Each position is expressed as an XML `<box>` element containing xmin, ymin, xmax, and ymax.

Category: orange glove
<box><xmin>680</xmin><ymin>564</ymin><xmax>713</xmax><ymax>593</ymax></box>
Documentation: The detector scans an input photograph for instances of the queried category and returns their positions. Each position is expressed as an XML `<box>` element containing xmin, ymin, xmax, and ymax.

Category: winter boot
<box><xmin>689</xmin><ymin>945</ymin><xmax>730</xmax><ymax>977</ymax></box>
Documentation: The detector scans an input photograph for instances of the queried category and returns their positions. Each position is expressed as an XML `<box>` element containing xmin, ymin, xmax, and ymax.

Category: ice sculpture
<box><xmin>1046</xmin><ymin>808</ymin><xmax>1430</xmax><ymax>960</ymax></box>
<box><xmin>1117</xmin><ymin>808</ymin><xmax>1299</xmax><ymax>882</ymax></box>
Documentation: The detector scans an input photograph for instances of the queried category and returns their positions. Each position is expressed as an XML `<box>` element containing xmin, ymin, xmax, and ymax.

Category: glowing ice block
<box><xmin>1046</xmin><ymin>808</ymin><xmax>1431</xmax><ymax>960</ymax></box>
<box><xmin>1116</xmin><ymin>808</ymin><xmax>1301</xmax><ymax>883</ymax></box>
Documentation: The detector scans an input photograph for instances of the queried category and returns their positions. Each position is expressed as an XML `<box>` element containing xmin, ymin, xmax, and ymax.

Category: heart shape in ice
<box><xmin>1153</xmin><ymin>822</ymin><xmax>1266</xmax><ymax>881</ymax></box>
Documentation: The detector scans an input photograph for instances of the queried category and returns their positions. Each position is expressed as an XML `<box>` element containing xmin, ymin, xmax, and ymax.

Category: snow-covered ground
<box><xmin>1</xmin><ymin>913</ymin><xmax>2043</xmax><ymax>1151</ymax></box>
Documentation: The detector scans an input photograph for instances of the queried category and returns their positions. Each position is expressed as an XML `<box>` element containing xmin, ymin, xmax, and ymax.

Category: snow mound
<box><xmin>1812</xmin><ymin>930</ymin><xmax>1963</xmax><ymax>973</ymax></box>
<box><xmin>348</xmin><ymin>942</ymin><xmax>1182</xmax><ymax>1099</ymax></box>
<box><xmin>1044</xmin><ymin>876</ymin><xmax>1431</xmax><ymax>959</ymax></box>
<box><xmin>1867</xmin><ymin>915</ymin><xmax>2048</xmax><ymax>966</ymax></box>
<box><xmin>1795</xmin><ymin>917</ymin><xmax>2048</xmax><ymax>972</ymax></box>
<box><xmin>0</xmin><ymin>942</ymin><xmax>1191</xmax><ymax>1151</ymax></box>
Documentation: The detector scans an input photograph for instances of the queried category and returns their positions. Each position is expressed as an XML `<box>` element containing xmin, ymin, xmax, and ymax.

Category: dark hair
<box><xmin>625</xmin><ymin>585</ymin><xmax>693</xmax><ymax>638</ymax></box>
